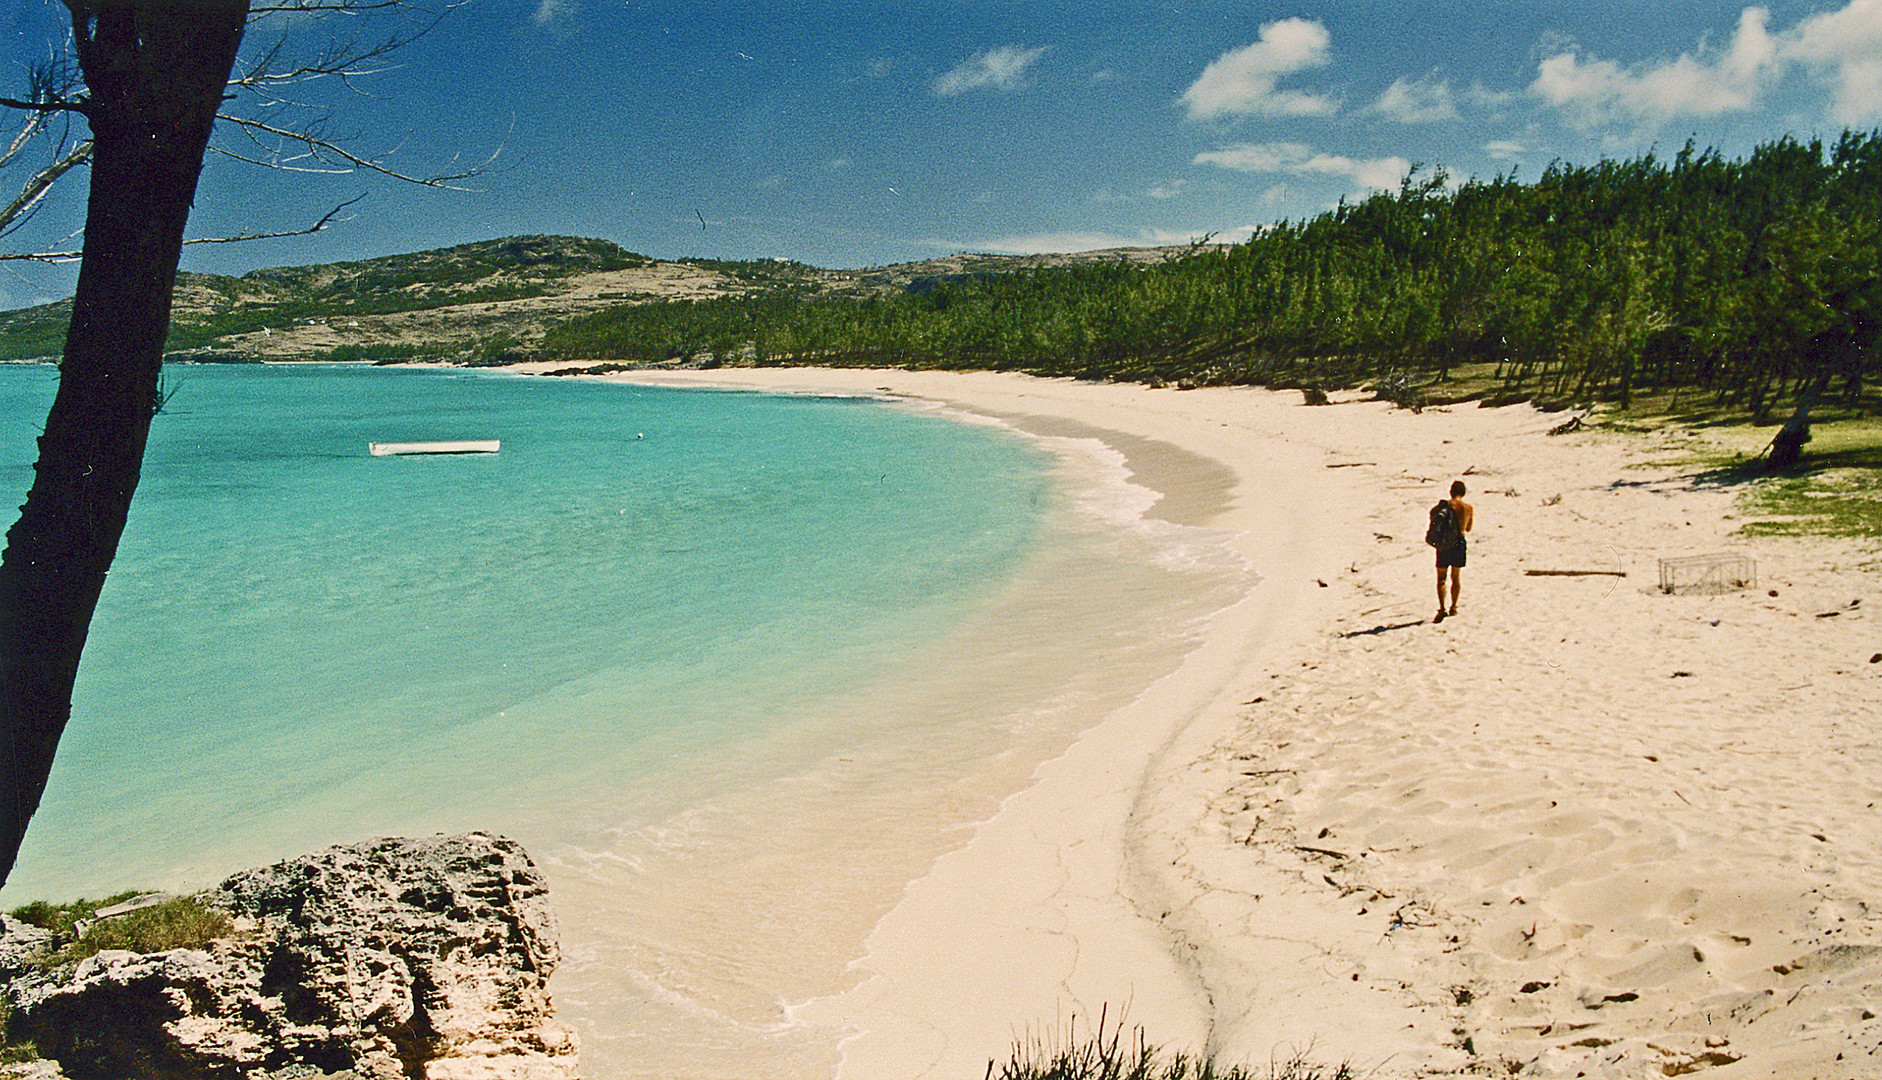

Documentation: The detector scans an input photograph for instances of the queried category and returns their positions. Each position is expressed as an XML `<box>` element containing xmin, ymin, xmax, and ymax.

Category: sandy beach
<box><xmin>523</xmin><ymin>365</ymin><xmax>1881</xmax><ymax>1079</ymax></box>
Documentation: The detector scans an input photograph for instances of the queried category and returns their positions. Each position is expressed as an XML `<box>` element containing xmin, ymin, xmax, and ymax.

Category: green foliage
<box><xmin>0</xmin><ymin>301</ymin><xmax>71</xmax><ymax>361</ymax></box>
<box><xmin>62</xmin><ymin>897</ymin><xmax>232</xmax><ymax>961</ymax></box>
<box><xmin>8</xmin><ymin>892</ymin><xmax>233</xmax><ymax>967</ymax></box>
<box><xmin>540</xmin><ymin>133</ymin><xmax>1882</xmax><ymax>421</ymax></box>
<box><xmin>318</xmin><ymin>342</ymin><xmax>452</xmax><ymax>364</ymax></box>
<box><xmin>677</xmin><ymin>256</ymin><xmax>820</xmax><ymax>284</ymax></box>
<box><xmin>160</xmin><ymin>235</ymin><xmax>648</xmax><ymax>351</ymax></box>
<box><xmin>1739</xmin><ymin>469</ymin><xmax>1882</xmax><ymax>539</ymax></box>
<box><xmin>164</xmin><ymin>281</ymin><xmax>555</xmax><ymax>348</ymax></box>
<box><xmin>467</xmin><ymin>332</ymin><xmax>528</xmax><ymax>367</ymax></box>
<box><xmin>0</xmin><ymin>999</ymin><xmax>38</xmax><ymax>1066</ymax></box>
<box><xmin>8</xmin><ymin>890</ymin><xmax>146</xmax><ymax>938</ymax></box>
<box><xmin>1</xmin><ymin>893</ymin><xmax>229</xmax><ymax>1061</ymax></box>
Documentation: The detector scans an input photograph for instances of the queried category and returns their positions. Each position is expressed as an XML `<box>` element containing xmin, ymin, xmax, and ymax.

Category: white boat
<box><xmin>368</xmin><ymin>439</ymin><xmax>501</xmax><ymax>456</ymax></box>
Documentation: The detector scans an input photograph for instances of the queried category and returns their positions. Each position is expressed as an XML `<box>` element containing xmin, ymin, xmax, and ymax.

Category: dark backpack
<box><xmin>1425</xmin><ymin>499</ymin><xmax>1460</xmax><ymax>548</ymax></box>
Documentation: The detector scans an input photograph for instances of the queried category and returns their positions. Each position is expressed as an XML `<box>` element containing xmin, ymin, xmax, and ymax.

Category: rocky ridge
<box><xmin>1</xmin><ymin>833</ymin><xmax>576</xmax><ymax>1080</ymax></box>
<box><xmin>0</xmin><ymin>234</ymin><xmax>1194</xmax><ymax>364</ymax></box>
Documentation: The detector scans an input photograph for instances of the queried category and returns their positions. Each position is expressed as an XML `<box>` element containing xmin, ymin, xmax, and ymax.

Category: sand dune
<box><xmin>542</xmin><ymin>365</ymin><xmax>1880</xmax><ymax>1080</ymax></box>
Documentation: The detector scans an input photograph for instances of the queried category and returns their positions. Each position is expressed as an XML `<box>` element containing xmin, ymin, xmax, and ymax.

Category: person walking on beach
<box><xmin>1429</xmin><ymin>479</ymin><xmax>1473</xmax><ymax>622</ymax></box>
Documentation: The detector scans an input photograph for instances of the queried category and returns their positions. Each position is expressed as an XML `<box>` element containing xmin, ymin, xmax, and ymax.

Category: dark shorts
<box><xmin>1436</xmin><ymin>541</ymin><xmax>1467</xmax><ymax>569</ymax></box>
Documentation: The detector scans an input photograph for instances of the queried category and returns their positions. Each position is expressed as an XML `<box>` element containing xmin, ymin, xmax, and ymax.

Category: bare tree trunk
<box><xmin>1</xmin><ymin>1</ymin><xmax>248</xmax><ymax>889</ymax></box>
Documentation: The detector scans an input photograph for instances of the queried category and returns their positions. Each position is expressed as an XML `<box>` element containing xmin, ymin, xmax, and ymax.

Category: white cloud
<box><xmin>1784</xmin><ymin>0</ymin><xmax>1882</xmax><ymax>123</ymax></box>
<box><xmin>1482</xmin><ymin>140</ymin><xmax>1529</xmax><ymax>161</ymax></box>
<box><xmin>1193</xmin><ymin>141</ymin><xmax>1316</xmax><ymax>173</ymax></box>
<box><xmin>1180</xmin><ymin>18</ymin><xmax>1338</xmax><ymax>120</ymax></box>
<box><xmin>1528</xmin><ymin>1</ymin><xmax>1882</xmax><ymax>129</ymax></box>
<box><xmin>1528</xmin><ymin>5</ymin><xmax>1794</xmax><ymax>130</ymax></box>
<box><xmin>1146</xmin><ymin>179</ymin><xmax>1189</xmax><ymax>200</ymax></box>
<box><xmin>939</xmin><ymin>226</ymin><xmax>1251</xmax><ymax>256</ymax></box>
<box><xmin>934</xmin><ymin>45</ymin><xmax>1049</xmax><ymax>97</ymax></box>
<box><xmin>1195</xmin><ymin>141</ymin><xmax>1412</xmax><ymax>191</ymax></box>
<box><xmin>1371</xmin><ymin>73</ymin><xmax>1458</xmax><ymax>123</ymax></box>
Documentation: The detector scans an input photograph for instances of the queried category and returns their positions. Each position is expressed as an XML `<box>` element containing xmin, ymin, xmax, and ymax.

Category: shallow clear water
<box><xmin>0</xmin><ymin>363</ymin><xmax>1251</xmax><ymax>1078</ymax></box>
<box><xmin>2</xmin><ymin>363</ymin><xmax>1051</xmax><ymax>892</ymax></box>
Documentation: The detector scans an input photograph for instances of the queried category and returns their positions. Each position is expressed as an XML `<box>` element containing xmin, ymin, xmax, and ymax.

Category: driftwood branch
<box><xmin>1296</xmin><ymin>845</ymin><xmax>1349</xmax><ymax>861</ymax></box>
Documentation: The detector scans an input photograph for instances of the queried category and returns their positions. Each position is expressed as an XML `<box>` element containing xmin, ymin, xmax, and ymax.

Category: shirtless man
<box><xmin>1435</xmin><ymin>480</ymin><xmax>1473</xmax><ymax>622</ymax></box>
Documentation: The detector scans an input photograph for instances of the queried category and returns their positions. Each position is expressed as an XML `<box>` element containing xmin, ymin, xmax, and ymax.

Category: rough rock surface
<box><xmin>2</xmin><ymin>833</ymin><xmax>577</xmax><ymax>1080</ymax></box>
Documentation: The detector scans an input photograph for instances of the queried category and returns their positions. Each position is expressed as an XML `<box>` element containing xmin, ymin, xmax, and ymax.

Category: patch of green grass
<box><xmin>61</xmin><ymin>897</ymin><xmax>232</xmax><ymax>962</ymax></box>
<box><xmin>1769</xmin><ymin>415</ymin><xmax>1882</xmax><ymax>467</ymax></box>
<box><xmin>1727</xmin><ymin>418</ymin><xmax>1882</xmax><ymax>541</ymax></box>
<box><xmin>1635</xmin><ymin>416</ymin><xmax>1882</xmax><ymax>543</ymax></box>
<box><xmin>8</xmin><ymin>891</ymin><xmax>146</xmax><ymax>939</ymax></box>
<box><xmin>1738</xmin><ymin>469</ymin><xmax>1882</xmax><ymax>539</ymax></box>
<box><xmin>1572</xmin><ymin>406</ymin><xmax>1881</xmax><ymax>544</ymax></box>
<box><xmin>0</xmin><ymin>301</ymin><xmax>70</xmax><ymax>362</ymax></box>
<box><xmin>2</xmin><ymin>893</ymin><xmax>228</xmax><ymax>1062</ymax></box>
<box><xmin>8</xmin><ymin>892</ymin><xmax>233</xmax><ymax>967</ymax></box>
<box><xmin>0</xmin><ymin>998</ymin><xmax>40</xmax><ymax>1066</ymax></box>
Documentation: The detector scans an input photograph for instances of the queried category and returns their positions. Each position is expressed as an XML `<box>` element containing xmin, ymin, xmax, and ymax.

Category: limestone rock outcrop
<box><xmin>2</xmin><ymin>833</ymin><xmax>578</xmax><ymax>1080</ymax></box>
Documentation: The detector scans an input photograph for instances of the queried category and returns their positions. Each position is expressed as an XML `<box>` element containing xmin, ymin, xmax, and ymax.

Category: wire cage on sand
<box><xmin>1658</xmin><ymin>552</ymin><xmax>1757</xmax><ymax>595</ymax></box>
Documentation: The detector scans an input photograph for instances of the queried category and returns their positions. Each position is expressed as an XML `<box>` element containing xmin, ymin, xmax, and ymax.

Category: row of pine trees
<box><xmin>540</xmin><ymin>132</ymin><xmax>1880</xmax><ymax>419</ymax></box>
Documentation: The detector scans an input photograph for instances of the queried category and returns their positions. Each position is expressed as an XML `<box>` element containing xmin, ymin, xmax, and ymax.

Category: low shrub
<box><xmin>8</xmin><ymin>892</ymin><xmax>233</xmax><ymax>967</ymax></box>
<box><xmin>62</xmin><ymin>897</ymin><xmax>232</xmax><ymax>962</ymax></box>
<box><xmin>991</xmin><ymin>1010</ymin><xmax>1353</xmax><ymax>1080</ymax></box>
<box><xmin>8</xmin><ymin>891</ymin><xmax>145</xmax><ymax>939</ymax></box>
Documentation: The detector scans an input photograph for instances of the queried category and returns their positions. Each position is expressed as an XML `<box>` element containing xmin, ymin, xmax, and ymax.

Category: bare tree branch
<box><xmin>0</xmin><ymin>99</ymin><xmax>88</xmax><ymax>116</ymax></box>
<box><xmin>0</xmin><ymin>138</ymin><xmax>92</xmax><ymax>237</ymax></box>
<box><xmin>248</xmin><ymin>0</ymin><xmax>411</xmax><ymax>13</ymax></box>
<box><xmin>228</xmin><ymin>12</ymin><xmax>436</xmax><ymax>102</ymax></box>
<box><xmin>0</xmin><ymin>248</ymin><xmax>81</xmax><ymax>263</ymax></box>
<box><xmin>182</xmin><ymin>191</ymin><xmax>366</xmax><ymax>244</ymax></box>
<box><xmin>2</xmin><ymin>51</ymin><xmax>90</xmax><ymax>240</ymax></box>
<box><xmin>3</xmin><ymin>0</ymin><xmax>492</xmax><ymax>262</ymax></box>
<box><xmin>0</xmin><ymin>45</ymin><xmax>86</xmax><ymax>121</ymax></box>
<box><xmin>0</xmin><ymin>192</ymin><xmax>369</xmax><ymax>263</ymax></box>
<box><xmin>213</xmin><ymin>112</ymin><xmax>493</xmax><ymax>187</ymax></box>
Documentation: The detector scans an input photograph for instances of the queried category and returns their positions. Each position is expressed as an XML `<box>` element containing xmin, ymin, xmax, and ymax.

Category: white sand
<box><xmin>523</xmin><ymin>365</ymin><xmax>1882</xmax><ymax>1079</ymax></box>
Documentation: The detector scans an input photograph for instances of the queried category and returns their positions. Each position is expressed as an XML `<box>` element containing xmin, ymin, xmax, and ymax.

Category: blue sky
<box><xmin>4</xmin><ymin>0</ymin><xmax>1882</xmax><ymax>310</ymax></box>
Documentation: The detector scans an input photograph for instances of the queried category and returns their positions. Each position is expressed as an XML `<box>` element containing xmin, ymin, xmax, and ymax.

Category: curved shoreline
<box><xmin>522</xmin><ymin>364</ymin><xmax>1882</xmax><ymax>1079</ymax></box>
<box><xmin>574</xmin><ymin>367</ymin><xmax>1378</xmax><ymax>1075</ymax></box>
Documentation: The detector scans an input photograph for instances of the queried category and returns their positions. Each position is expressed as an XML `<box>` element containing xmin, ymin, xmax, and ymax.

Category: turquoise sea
<box><xmin>0</xmin><ymin>363</ymin><xmax>1250</xmax><ymax>1078</ymax></box>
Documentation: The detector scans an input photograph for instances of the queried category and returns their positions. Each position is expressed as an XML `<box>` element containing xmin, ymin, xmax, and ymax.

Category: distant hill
<box><xmin>0</xmin><ymin>235</ymin><xmax>1191</xmax><ymax>365</ymax></box>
